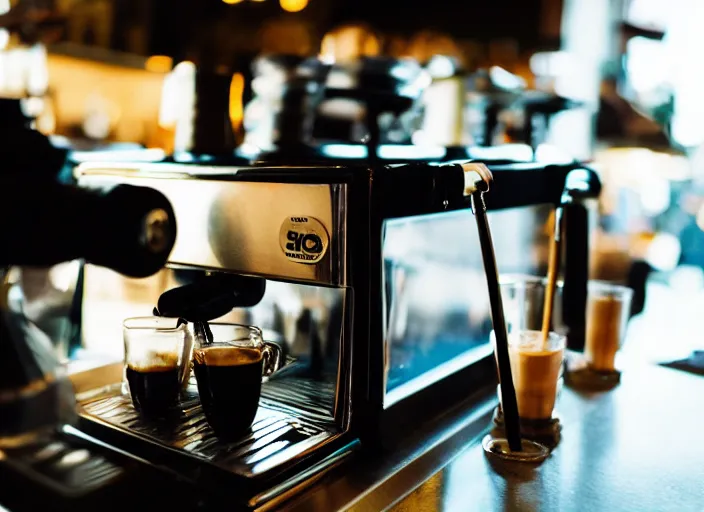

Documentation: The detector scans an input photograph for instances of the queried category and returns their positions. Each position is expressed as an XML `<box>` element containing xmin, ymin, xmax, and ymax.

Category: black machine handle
<box><xmin>376</xmin><ymin>161</ymin><xmax>601</xmax><ymax>219</ymax></box>
<box><xmin>156</xmin><ymin>274</ymin><xmax>267</xmax><ymax>322</ymax></box>
<box><xmin>483</xmin><ymin>163</ymin><xmax>601</xmax><ymax>210</ymax></box>
<box><xmin>0</xmin><ymin>179</ymin><xmax>177</xmax><ymax>278</ymax></box>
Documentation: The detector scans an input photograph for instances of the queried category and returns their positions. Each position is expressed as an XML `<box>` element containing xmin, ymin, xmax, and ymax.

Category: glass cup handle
<box><xmin>262</xmin><ymin>341</ymin><xmax>284</xmax><ymax>376</ymax></box>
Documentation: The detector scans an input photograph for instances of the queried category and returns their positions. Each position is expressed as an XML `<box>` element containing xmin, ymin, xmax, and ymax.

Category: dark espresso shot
<box><xmin>193</xmin><ymin>346</ymin><xmax>263</xmax><ymax>438</ymax></box>
<box><xmin>126</xmin><ymin>358</ymin><xmax>181</xmax><ymax>416</ymax></box>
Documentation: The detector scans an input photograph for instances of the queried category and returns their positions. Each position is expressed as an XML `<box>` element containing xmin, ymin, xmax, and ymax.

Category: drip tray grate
<box><xmin>79</xmin><ymin>377</ymin><xmax>339</xmax><ymax>479</ymax></box>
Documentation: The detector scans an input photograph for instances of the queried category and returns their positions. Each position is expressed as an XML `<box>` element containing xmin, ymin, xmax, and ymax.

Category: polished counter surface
<box><xmin>287</xmin><ymin>362</ymin><xmax>704</xmax><ymax>512</ymax></box>
<box><xmin>390</xmin><ymin>362</ymin><xmax>704</xmax><ymax>512</ymax></box>
<box><xmin>288</xmin><ymin>282</ymin><xmax>704</xmax><ymax>511</ymax></box>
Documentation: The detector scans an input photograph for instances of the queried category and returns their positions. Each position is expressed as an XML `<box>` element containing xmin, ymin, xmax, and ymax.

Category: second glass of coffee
<box><xmin>585</xmin><ymin>282</ymin><xmax>633</xmax><ymax>372</ymax></box>
<box><xmin>193</xmin><ymin>324</ymin><xmax>283</xmax><ymax>439</ymax></box>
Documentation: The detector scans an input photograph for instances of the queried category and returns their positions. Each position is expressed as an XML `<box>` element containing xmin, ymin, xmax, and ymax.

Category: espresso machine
<box><xmin>66</xmin><ymin>151</ymin><xmax>601</xmax><ymax>509</ymax></box>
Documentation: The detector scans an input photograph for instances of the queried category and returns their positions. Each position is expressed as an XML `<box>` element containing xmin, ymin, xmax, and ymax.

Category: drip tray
<box><xmin>78</xmin><ymin>377</ymin><xmax>342</xmax><ymax>486</ymax></box>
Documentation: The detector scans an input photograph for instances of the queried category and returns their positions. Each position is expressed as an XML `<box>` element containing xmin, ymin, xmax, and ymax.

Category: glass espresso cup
<box><xmin>123</xmin><ymin>316</ymin><xmax>191</xmax><ymax>417</ymax></box>
<box><xmin>193</xmin><ymin>324</ymin><xmax>283</xmax><ymax>439</ymax></box>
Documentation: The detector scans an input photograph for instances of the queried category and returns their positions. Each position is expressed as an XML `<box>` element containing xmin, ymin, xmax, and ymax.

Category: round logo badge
<box><xmin>279</xmin><ymin>216</ymin><xmax>329</xmax><ymax>264</ymax></box>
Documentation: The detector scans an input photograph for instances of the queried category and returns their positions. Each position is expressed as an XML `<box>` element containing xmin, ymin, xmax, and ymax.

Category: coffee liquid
<box><xmin>585</xmin><ymin>295</ymin><xmax>623</xmax><ymax>371</ymax></box>
<box><xmin>126</xmin><ymin>363</ymin><xmax>181</xmax><ymax>416</ymax></box>
<box><xmin>193</xmin><ymin>346</ymin><xmax>263</xmax><ymax>438</ymax></box>
<box><xmin>508</xmin><ymin>332</ymin><xmax>564</xmax><ymax>420</ymax></box>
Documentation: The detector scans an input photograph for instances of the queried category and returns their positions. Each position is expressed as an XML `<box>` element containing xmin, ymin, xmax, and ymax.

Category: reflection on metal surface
<box><xmin>251</xmin><ymin>439</ymin><xmax>361</xmax><ymax>511</ymax></box>
<box><xmin>76</xmin><ymin>163</ymin><xmax>346</xmax><ymax>286</ymax></box>
<box><xmin>0</xmin><ymin>429</ymin><xmax>126</xmax><ymax>494</ymax></box>
<box><xmin>141</xmin><ymin>208</ymin><xmax>172</xmax><ymax>254</ymax></box>
<box><xmin>80</xmin><ymin>376</ymin><xmax>338</xmax><ymax>479</ymax></box>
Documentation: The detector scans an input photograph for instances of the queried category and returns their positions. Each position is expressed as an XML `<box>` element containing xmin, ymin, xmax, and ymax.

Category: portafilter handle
<box><xmin>0</xmin><ymin>179</ymin><xmax>177</xmax><ymax>278</ymax></box>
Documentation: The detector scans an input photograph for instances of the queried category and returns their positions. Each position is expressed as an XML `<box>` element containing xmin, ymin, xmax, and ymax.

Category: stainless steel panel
<box><xmin>75</xmin><ymin>164</ymin><xmax>347</xmax><ymax>286</ymax></box>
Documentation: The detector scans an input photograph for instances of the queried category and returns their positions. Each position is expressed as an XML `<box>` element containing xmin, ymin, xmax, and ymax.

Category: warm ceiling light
<box><xmin>229</xmin><ymin>72</ymin><xmax>245</xmax><ymax>128</ymax></box>
<box><xmin>280</xmin><ymin>0</ymin><xmax>308</xmax><ymax>12</ymax></box>
<box><xmin>145</xmin><ymin>55</ymin><xmax>173</xmax><ymax>73</ymax></box>
<box><xmin>223</xmin><ymin>0</ymin><xmax>244</xmax><ymax>4</ymax></box>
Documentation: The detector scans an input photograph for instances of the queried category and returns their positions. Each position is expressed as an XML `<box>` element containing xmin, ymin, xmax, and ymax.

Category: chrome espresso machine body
<box><xmin>74</xmin><ymin>157</ymin><xmax>601</xmax><ymax>508</ymax></box>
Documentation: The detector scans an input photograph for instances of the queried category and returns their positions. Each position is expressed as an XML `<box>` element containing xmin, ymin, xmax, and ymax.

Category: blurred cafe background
<box><xmin>3</xmin><ymin>0</ymin><xmax>704</xmax><ymax>366</ymax></box>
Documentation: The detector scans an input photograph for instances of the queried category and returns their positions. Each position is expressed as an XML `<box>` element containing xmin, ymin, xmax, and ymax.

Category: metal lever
<box><xmin>560</xmin><ymin>168</ymin><xmax>592</xmax><ymax>205</ymax></box>
<box><xmin>465</xmin><ymin>163</ymin><xmax>522</xmax><ymax>452</ymax></box>
<box><xmin>461</xmin><ymin>162</ymin><xmax>492</xmax><ymax>196</ymax></box>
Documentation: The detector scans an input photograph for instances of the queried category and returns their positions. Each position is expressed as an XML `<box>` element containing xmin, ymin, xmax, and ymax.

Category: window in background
<box><xmin>662</xmin><ymin>0</ymin><xmax>704</xmax><ymax>148</ymax></box>
<box><xmin>622</xmin><ymin>36</ymin><xmax>671</xmax><ymax>120</ymax></box>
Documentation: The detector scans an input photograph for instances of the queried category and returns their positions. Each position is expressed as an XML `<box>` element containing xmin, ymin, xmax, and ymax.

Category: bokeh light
<box><xmin>646</xmin><ymin>232</ymin><xmax>681</xmax><ymax>272</ymax></box>
<box><xmin>280</xmin><ymin>0</ymin><xmax>308</xmax><ymax>12</ymax></box>
<box><xmin>229</xmin><ymin>72</ymin><xmax>245</xmax><ymax>129</ymax></box>
<box><xmin>320</xmin><ymin>24</ymin><xmax>380</xmax><ymax>63</ymax></box>
<box><xmin>145</xmin><ymin>55</ymin><xmax>173</xmax><ymax>73</ymax></box>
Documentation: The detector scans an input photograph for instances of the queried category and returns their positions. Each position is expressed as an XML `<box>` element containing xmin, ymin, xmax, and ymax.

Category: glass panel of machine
<box><xmin>382</xmin><ymin>205</ymin><xmax>551</xmax><ymax>407</ymax></box>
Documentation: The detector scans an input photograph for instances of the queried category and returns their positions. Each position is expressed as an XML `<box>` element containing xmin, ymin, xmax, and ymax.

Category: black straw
<box><xmin>472</xmin><ymin>190</ymin><xmax>522</xmax><ymax>452</ymax></box>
